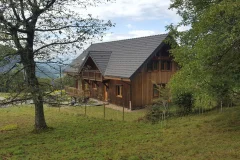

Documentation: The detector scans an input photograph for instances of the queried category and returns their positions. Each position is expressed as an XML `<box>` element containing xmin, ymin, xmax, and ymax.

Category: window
<box><xmin>153</xmin><ymin>61</ymin><xmax>159</xmax><ymax>70</ymax></box>
<box><xmin>147</xmin><ymin>61</ymin><xmax>153</xmax><ymax>71</ymax></box>
<box><xmin>148</xmin><ymin>61</ymin><xmax>159</xmax><ymax>71</ymax></box>
<box><xmin>153</xmin><ymin>84</ymin><xmax>166</xmax><ymax>98</ymax></box>
<box><xmin>161</xmin><ymin>60</ymin><xmax>172</xmax><ymax>71</ymax></box>
<box><xmin>116</xmin><ymin>85</ymin><xmax>123</xmax><ymax>97</ymax></box>
<box><xmin>153</xmin><ymin>84</ymin><xmax>160</xmax><ymax>98</ymax></box>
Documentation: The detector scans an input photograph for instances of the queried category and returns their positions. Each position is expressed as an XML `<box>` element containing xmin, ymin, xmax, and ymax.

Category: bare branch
<box><xmin>9</xmin><ymin>0</ymin><xmax>21</xmax><ymax>22</ymax></box>
<box><xmin>33</xmin><ymin>39</ymin><xmax>79</xmax><ymax>54</ymax></box>
<box><xmin>19</xmin><ymin>0</ymin><xmax>26</xmax><ymax>21</ymax></box>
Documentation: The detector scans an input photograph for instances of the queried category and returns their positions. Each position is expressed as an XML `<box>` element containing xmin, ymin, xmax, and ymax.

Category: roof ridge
<box><xmin>93</xmin><ymin>33</ymin><xmax>169</xmax><ymax>45</ymax></box>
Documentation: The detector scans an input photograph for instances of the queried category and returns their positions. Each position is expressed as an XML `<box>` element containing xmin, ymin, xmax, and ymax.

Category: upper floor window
<box><xmin>153</xmin><ymin>61</ymin><xmax>159</xmax><ymax>71</ymax></box>
<box><xmin>147</xmin><ymin>61</ymin><xmax>153</xmax><ymax>71</ymax></box>
<box><xmin>161</xmin><ymin>60</ymin><xmax>171</xmax><ymax>71</ymax></box>
<box><xmin>148</xmin><ymin>61</ymin><xmax>159</xmax><ymax>71</ymax></box>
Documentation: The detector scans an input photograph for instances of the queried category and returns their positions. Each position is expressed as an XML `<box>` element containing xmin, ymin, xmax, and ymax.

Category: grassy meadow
<box><xmin>0</xmin><ymin>105</ymin><xmax>240</xmax><ymax>160</ymax></box>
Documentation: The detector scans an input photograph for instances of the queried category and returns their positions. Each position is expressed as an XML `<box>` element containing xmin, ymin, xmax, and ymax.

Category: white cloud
<box><xmin>126</xmin><ymin>24</ymin><xmax>133</xmax><ymax>29</ymax></box>
<box><xmin>129</xmin><ymin>30</ymin><xmax>156</xmax><ymax>37</ymax></box>
<box><xmin>177</xmin><ymin>25</ymin><xmax>191</xmax><ymax>32</ymax></box>
<box><xmin>73</xmin><ymin>0</ymin><xmax>180</xmax><ymax>22</ymax></box>
<box><xmin>97</xmin><ymin>29</ymin><xmax>166</xmax><ymax>43</ymax></box>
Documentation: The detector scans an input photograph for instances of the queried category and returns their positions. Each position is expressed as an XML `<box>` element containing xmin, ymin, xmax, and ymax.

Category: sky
<box><xmin>66</xmin><ymin>0</ymin><xmax>187</xmax><ymax>61</ymax></box>
<box><xmin>84</xmin><ymin>0</ymin><xmax>186</xmax><ymax>42</ymax></box>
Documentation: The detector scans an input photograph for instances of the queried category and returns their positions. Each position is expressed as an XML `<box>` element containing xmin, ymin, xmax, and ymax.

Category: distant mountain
<box><xmin>0</xmin><ymin>46</ymin><xmax>70</xmax><ymax>79</ymax></box>
<box><xmin>36</xmin><ymin>63</ymin><xmax>63</xmax><ymax>79</ymax></box>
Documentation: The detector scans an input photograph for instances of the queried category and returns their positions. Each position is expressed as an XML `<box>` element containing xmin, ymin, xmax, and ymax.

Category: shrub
<box><xmin>144</xmin><ymin>104</ymin><xmax>163</xmax><ymax>124</ymax></box>
<box><xmin>173</xmin><ymin>92</ymin><xmax>194</xmax><ymax>116</ymax></box>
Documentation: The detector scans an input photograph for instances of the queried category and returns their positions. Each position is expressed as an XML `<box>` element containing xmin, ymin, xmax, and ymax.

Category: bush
<box><xmin>173</xmin><ymin>92</ymin><xmax>194</xmax><ymax>116</ymax></box>
<box><xmin>144</xmin><ymin>104</ymin><xmax>163</xmax><ymax>124</ymax></box>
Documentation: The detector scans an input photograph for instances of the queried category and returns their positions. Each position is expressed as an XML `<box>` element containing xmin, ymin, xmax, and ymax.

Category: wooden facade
<box><xmin>131</xmin><ymin>61</ymin><xmax>177</xmax><ymax>109</ymax></box>
<box><xmin>66</xmin><ymin>43</ymin><xmax>177</xmax><ymax>110</ymax></box>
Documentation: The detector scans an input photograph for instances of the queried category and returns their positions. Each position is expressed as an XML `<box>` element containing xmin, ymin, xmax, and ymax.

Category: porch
<box><xmin>82</xmin><ymin>70</ymin><xmax>102</xmax><ymax>81</ymax></box>
<box><xmin>65</xmin><ymin>87</ymin><xmax>90</xmax><ymax>98</ymax></box>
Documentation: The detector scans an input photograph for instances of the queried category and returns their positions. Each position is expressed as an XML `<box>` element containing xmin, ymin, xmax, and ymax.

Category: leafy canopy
<box><xmin>167</xmin><ymin>0</ymin><xmax>240</xmax><ymax>105</ymax></box>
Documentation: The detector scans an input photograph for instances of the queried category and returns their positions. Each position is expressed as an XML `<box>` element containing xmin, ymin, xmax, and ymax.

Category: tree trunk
<box><xmin>34</xmin><ymin>94</ymin><xmax>47</xmax><ymax>130</ymax></box>
<box><xmin>21</xmin><ymin>49</ymin><xmax>48</xmax><ymax>130</ymax></box>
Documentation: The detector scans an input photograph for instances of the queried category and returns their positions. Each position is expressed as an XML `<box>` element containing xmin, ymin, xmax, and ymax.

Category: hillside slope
<box><xmin>0</xmin><ymin>106</ymin><xmax>240</xmax><ymax>160</ymax></box>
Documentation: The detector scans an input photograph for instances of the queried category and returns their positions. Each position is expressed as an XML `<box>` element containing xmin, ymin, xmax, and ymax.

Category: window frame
<box><xmin>153</xmin><ymin>61</ymin><xmax>159</xmax><ymax>71</ymax></box>
<box><xmin>153</xmin><ymin>84</ymin><xmax>160</xmax><ymax>98</ymax></box>
<box><xmin>147</xmin><ymin>61</ymin><xmax>153</xmax><ymax>71</ymax></box>
<box><xmin>160</xmin><ymin>60</ymin><xmax>172</xmax><ymax>71</ymax></box>
<box><xmin>116</xmin><ymin>85</ymin><xmax>123</xmax><ymax>98</ymax></box>
<box><xmin>153</xmin><ymin>83</ymin><xmax>166</xmax><ymax>98</ymax></box>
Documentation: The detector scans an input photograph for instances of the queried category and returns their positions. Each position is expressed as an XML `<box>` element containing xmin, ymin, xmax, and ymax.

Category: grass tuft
<box><xmin>0</xmin><ymin>124</ymin><xmax>18</xmax><ymax>131</ymax></box>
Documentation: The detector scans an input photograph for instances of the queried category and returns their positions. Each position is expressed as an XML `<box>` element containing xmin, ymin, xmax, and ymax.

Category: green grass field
<box><xmin>1</xmin><ymin>105</ymin><xmax>240</xmax><ymax>160</ymax></box>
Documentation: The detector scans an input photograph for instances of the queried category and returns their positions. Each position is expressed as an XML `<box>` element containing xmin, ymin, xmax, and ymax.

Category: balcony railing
<box><xmin>82</xmin><ymin>70</ymin><xmax>102</xmax><ymax>81</ymax></box>
<box><xmin>65</xmin><ymin>87</ymin><xmax>90</xmax><ymax>98</ymax></box>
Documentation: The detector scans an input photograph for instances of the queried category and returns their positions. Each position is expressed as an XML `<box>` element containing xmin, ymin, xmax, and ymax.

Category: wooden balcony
<box><xmin>65</xmin><ymin>87</ymin><xmax>90</xmax><ymax>98</ymax></box>
<box><xmin>82</xmin><ymin>70</ymin><xmax>102</xmax><ymax>81</ymax></box>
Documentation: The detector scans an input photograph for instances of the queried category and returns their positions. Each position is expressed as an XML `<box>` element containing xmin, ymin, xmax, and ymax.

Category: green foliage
<box><xmin>0</xmin><ymin>69</ymin><xmax>25</xmax><ymax>93</ymax></box>
<box><xmin>144</xmin><ymin>104</ymin><xmax>163</xmax><ymax>124</ymax></box>
<box><xmin>38</xmin><ymin>78</ymin><xmax>52</xmax><ymax>92</ymax></box>
<box><xmin>152</xmin><ymin>83</ymin><xmax>170</xmax><ymax>105</ymax></box>
<box><xmin>0</xmin><ymin>44</ymin><xmax>16</xmax><ymax>62</ymax></box>
<box><xmin>173</xmin><ymin>92</ymin><xmax>194</xmax><ymax>116</ymax></box>
<box><xmin>167</xmin><ymin>0</ymin><xmax>240</xmax><ymax>107</ymax></box>
<box><xmin>1</xmin><ymin>106</ymin><xmax>240</xmax><ymax>159</ymax></box>
<box><xmin>53</xmin><ymin>75</ymin><xmax>76</xmax><ymax>90</ymax></box>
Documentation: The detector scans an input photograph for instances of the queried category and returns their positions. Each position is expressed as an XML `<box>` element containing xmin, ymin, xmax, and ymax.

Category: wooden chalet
<box><xmin>64</xmin><ymin>34</ymin><xmax>177</xmax><ymax>110</ymax></box>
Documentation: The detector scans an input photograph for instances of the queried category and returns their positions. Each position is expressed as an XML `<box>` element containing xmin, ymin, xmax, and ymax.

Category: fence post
<box><xmin>104</xmin><ymin>103</ymin><xmax>106</xmax><ymax>119</ymax></box>
<box><xmin>122</xmin><ymin>105</ymin><xmax>125</xmax><ymax>121</ymax></box>
<box><xmin>220</xmin><ymin>101</ymin><xmax>223</xmax><ymax>112</ymax></box>
<box><xmin>85</xmin><ymin>103</ymin><xmax>87</xmax><ymax>116</ymax></box>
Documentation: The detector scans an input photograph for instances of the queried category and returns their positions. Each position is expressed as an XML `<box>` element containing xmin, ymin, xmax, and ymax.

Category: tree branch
<box><xmin>9</xmin><ymin>0</ymin><xmax>21</xmax><ymax>22</ymax></box>
<box><xmin>19</xmin><ymin>0</ymin><xmax>27</xmax><ymax>21</ymax></box>
<box><xmin>35</xmin><ymin>25</ymin><xmax>84</xmax><ymax>31</ymax></box>
<box><xmin>33</xmin><ymin>39</ymin><xmax>79</xmax><ymax>54</ymax></box>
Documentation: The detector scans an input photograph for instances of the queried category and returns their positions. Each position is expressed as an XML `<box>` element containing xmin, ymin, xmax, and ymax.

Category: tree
<box><xmin>0</xmin><ymin>0</ymin><xmax>113</xmax><ymax>131</ymax></box>
<box><xmin>167</xmin><ymin>0</ymin><xmax>240</xmax><ymax>107</ymax></box>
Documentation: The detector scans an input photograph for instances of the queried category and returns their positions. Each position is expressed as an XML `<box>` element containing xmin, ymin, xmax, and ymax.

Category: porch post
<box><xmin>76</xmin><ymin>79</ymin><xmax>78</xmax><ymax>89</ymax></box>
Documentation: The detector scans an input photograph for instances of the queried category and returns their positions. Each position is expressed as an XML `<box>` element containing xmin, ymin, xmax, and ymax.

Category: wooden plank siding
<box><xmin>107</xmin><ymin>80</ymin><xmax>131</xmax><ymax>109</ymax></box>
<box><xmin>131</xmin><ymin>61</ymin><xmax>177</xmax><ymax>109</ymax></box>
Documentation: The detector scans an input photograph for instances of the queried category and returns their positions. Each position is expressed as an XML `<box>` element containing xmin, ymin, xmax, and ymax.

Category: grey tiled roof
<box><xmin>89</xmin><ymin>51</ymin><xmax>111</xmax><ymax>74</ymax></box>
<box><xmin>67</xmin><ymin>34</ymin><xmax>168</xmax><ymax>78</ymax></box>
